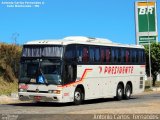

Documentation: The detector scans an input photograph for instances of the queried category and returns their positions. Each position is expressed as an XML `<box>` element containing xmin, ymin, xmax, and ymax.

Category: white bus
<box><xmin>19</xmin><ymin>36</ymin><xmax>145</xmax><ymax>105</ymax></box>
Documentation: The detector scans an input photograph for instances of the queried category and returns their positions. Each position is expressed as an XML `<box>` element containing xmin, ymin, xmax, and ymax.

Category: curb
<box><xmin>152</xmin><ymin>87</ymin><xmax>160</xmax><ymax>92</ymax></box>
<box><xmin>0</xmin><ymin>93</ymin><xmax>19</xmax><ymax>104</ymax></box>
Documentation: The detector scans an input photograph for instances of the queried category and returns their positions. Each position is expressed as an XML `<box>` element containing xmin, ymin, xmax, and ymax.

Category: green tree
<box><xmin>144</xmin><ymin>43</ymin><xmax>160</xmax><ymax>86</ymax></box>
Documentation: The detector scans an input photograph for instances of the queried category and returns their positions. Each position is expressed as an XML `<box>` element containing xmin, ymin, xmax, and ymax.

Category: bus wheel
<box><xmin>74</xmin><ymin>88</ymin><xmax>83</xmax><ymax>105</ymax></box>
<box><xmin>124</xmin><ymin>84</ymin><xmax>131</xmax><ymax>100</ymax></box>
<box><xmin>116</xmin><ymin>84</ymin><xmax>123</xmax><ymax>100</ymax></box>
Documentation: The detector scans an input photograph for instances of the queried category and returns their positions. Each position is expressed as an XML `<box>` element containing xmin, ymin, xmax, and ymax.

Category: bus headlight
<box><xmin>48</xmin><ymin>90</ymin><xmax>61</xmax><ymax>94</ymax></box>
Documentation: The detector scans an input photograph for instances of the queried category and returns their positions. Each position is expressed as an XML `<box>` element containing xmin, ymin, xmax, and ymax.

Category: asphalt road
<box><xmin>0</xmin><ymin>92</ymin><xmax>160</xmax><ymax>115</ymax></box>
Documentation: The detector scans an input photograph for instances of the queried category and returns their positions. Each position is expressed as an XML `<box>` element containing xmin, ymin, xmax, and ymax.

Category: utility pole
<box><xmin>12</xmin><ymin>32</ymin><xmax>19</xmax><ymax>45</ymax></box>
<box><xmin>11</xmin><ymin>32</ymin><xmax>19</xmax><ymax>76</ymax></box>
<box><xmin>146</xmin><ymin>0</ymin><xmax>152</xmax><ymax>89</ymax></box>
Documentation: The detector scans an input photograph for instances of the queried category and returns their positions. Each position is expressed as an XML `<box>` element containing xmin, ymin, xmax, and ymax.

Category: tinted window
<box><xmin>106</xmin><ymin>48</ymin><xmax>111</xmax><ymax>62</ymax></box>
<box><xmin>131</xmin><ymin>49</ymin><xmax>135</xmax><ymax>63</ymax></box>
<box><xmin>117</xmin><ymin>48</ymin><xmax>121</xmax><ymax>62</ymax></box>
<box><xmin>89</xmin><ymin>46</ymin><xmax>100</xmax><ymax>62</ymax></box>
<box><xmin>76</xmin><ymin>45</ymin><xmax>145</xmax><ymax>65</ymax></box>
<box><xmin>111</xmin><ymin>48</ymin><xmax>115</xmax><ymax>63</ymax></box>
<box><xmin>95</xmin><ymin>47</ymin><xmax>100</xmax><ymax>62</ymax></box>
<box><xmin>77</xmin><ymin>46</ymin><xmax>89</xmax><ymax>63</ymax></box>
<box><xmin>142</xmin><ymin>50</ymin><xmax>145</xmax><ymax>63</ymax></box>
<box><xmin>89</xmin><ymin>47</ymin><xmax>94</xmax><ymax>62</ymax></box>
<box><xmin>64</xmin><ymin>45</ymin><xmax>76</xmax><ymax>62</ymax></box>
<box><xmin>132</xmin><ymin>49</ymin><xmax>138</xmax><ymax>63</ymax></box>
<box><xmin>126</xmin><ymin>49</ymin><xmax>130</xmax><ymax>63</ymax></box>
<box><xmin>100</xmin><ymin>48</ymin><xmax>106</xmax><ymax>62</ymax></box>
<box><xmin>135</xmin><ymin>50</ymin><xmax>139</xmax><ymax>63</ymax></box>
<box><xmin>121</xmin><ymin>48</ymin><xmax>125</xmax><ymax>63</ymax></box>
<box><xmin>77</xmin><ymin>46</ymin><xmax>83</xmax><ymax>62</ymax></box>
<box><xmin>114</xmin><ymin>48</ymin><xmax>121</xmax><ymax>63</ymax></box>
<box><xmin>138</xmin><ymin>50</ymin><xmax>145</xmax><ymax>63</ymax></box>
<box><xmin>82</xmin><ymin>47</ymin><xmax>89</xmax><ymax>63</ymax></box>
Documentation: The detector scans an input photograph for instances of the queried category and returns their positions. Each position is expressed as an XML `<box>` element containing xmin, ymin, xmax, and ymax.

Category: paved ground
<box><xmin>0</xmin><ymin>91</ymin><xmax>160</xmax><ymax>115</ymax></box>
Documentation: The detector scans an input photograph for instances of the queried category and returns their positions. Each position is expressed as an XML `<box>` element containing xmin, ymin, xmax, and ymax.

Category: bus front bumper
<box><xmin>18</xmin><ymin>92</ymin><xmax>63</xmax><ymax>102</ymax></box>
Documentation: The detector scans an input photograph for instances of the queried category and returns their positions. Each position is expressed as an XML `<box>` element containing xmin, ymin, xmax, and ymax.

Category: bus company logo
<box><xmin>99</xmin><ymin>66</ymin><xmax>134</xmax><ymax>75</ymax></box>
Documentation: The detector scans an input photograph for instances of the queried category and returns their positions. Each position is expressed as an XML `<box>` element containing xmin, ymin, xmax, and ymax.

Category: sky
<box><xmin>0</xmin><ymin>0</ymin><xmax>159</xmax><ymax>45</ymax></box>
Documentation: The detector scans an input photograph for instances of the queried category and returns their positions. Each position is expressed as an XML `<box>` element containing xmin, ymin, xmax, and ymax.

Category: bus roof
<box><xmin>24</xmin><ymin>36</ymin><xmax>144</xmax><ymax>49</ymax></box>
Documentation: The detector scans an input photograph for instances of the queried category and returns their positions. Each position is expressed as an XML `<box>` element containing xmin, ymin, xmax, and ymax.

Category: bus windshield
<box><xmin>19</xmin><ymin>59</ymin><xmax>62</xmax><ymax>85</ymax></box>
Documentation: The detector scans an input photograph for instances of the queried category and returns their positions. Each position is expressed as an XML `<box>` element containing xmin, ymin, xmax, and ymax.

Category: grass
<box><xmin>155</xmin><ymin>81</ymin><xmax>160</xmax><ymax>87</ymax></box>
<box><xmin>145</xmin><ymin>80</ymin><xmax>160</xmax><ymax>92</ymax></box>
<box><xmin>0</xmin><ymin>77</ymin><xmax>18</xmax><ymax>95</ymax></box>
<box><xmin>145</xmin><ymin>80</ymin><xmax>160</xmax><ymax>87</ymax></box>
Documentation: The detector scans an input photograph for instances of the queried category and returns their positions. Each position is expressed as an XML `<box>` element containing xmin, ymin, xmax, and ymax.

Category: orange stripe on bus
<box><xmin>57</xmin><ymin>68</ymin><xmax>92</xmax><ymax>88</ymax></box>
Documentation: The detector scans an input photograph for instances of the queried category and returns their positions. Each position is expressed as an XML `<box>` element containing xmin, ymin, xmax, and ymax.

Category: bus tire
<box><xmin>124</xmin><ymin>84</ymin><xmax>131</xmax><ymax>100</ymax></box>
<box><xmin>74</xmin><ymin>88</ymin><xmax>83</xmax><ymax>105</ymax></box>
<box><xmin>116</xmin><ymin>84</ymin><xmax>124</xmax><ymax>101</ymax></box>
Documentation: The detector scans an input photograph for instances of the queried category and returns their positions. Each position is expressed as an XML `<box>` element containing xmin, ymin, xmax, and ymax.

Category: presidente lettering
<box><xmin>99</xmin><ymin>66</ymin><xmax>134</xmax><ymax>74</ymax></box>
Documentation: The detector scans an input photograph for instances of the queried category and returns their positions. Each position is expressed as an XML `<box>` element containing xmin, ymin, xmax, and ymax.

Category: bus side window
<box><xmin>100</xmin><ymin>48</ymin><xmax>106</xmax><ymax>63</ymax></box>
<box><xmin>95</xmin><ymin>47</ymin><xmax>100</xmax><ymax>62</ymax></box>
<box><xmin>121</xmin><ymin>48</ymin><xmax>125</xmax><ymax>63</ymax></box>
<box><xmin>82</xmin><ymin>47</ymin><xmax>89</xmax><ymax>63</ymax></box>
<box><xmin>115</xmin><ymin>48</ymin><xmax>120</xmax><ymax>63</ymax></box>
<box><xmin>132</xmin><ymin>49</ymin><xmax>138</xmax><ymax>63</ymax></box>
<box><xmin>130</xmin><ymin>49</ymin><xmax>133</xmax><ymax>63</ymax></box>
<box><xmin>139</xmin><ymin>50</ymin><xmax>145</xmax><ymax>64</ymax></box>
<box><xmin>89</xmin><ymin>47</ymin><xmax>94</xmax><ymax>62</ymax></box>
<box><xmin>64</xmin><ymin>45</ymin><xmax>76</xmax><ymax>62</ymax></box>
<box><xmin>118</xmin><ymin>48</ymin><xmax>121</xmax><ymax>63</ymax></box>
<box><xmin>111</xmin><ymin>48</ymin><xmax>115</xmax><ymax>63</ymax></box>
<box><xmin>131</xmin><ymin>49</ymin><xmax>135</xmax><ymax>63</ymax></box>
<box><xmin>142</xmin><ymin>50</ymin><xmax>145</xmax><ymax>64</ymax></box>
<box><xmin>136</xmin><ymin>50</ymin><xmax>139</xmax><ymax>63</ymax></box>
<box><xmin>89</xmin><ymin>46</ymin><xmax>100</xmax><ymax>63</ymax></box>
<box><xmin>138</xmin><ymin>50</ymin><xmax>141</xmax><ymax>63</ymax></box>
<box><xmin>77</xmin><ymin>46</ymin><xmax>82</xmax><ymax>62</ymax></box>
<box><xmin>126</xmin><ymin>49</ymin><xmax>130</xmax><ymax>63</ymax></box>
<box><xmin>106</xmin><ymin>48</ymin><xmax>111</xmax><ymax>63</ymax></box>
